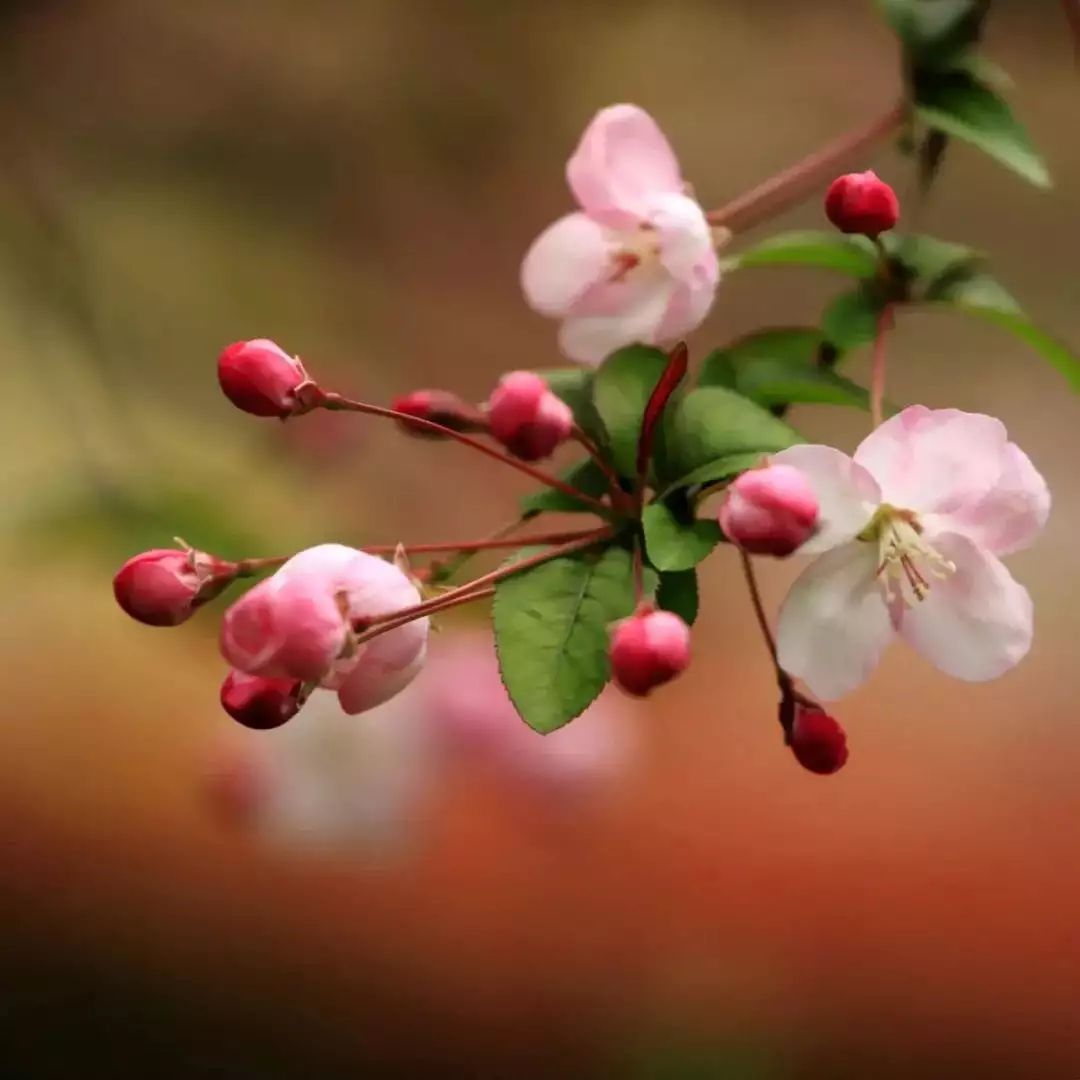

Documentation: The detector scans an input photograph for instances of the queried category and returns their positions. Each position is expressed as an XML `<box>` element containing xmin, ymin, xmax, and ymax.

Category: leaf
<box><xmin>656</xmin><ymin>570</ymin><xmax>699</xmax><ymax>626</ymax></box>
<box><xmin>916</xmin><ymin>73</ymin><xmax>1050</xmax><ymax>188</ymax></box>
<box><xmin>658</xmin><ymin>452</ymin><xmax>766</xmax><ymax>499</ymax></box>
<box><xmin>493</xmin><ymin>544</ymin><xmax>640</xmax><ymax>733</ymax></box>
<box><xmin>725</xmin><ymin>231</ymin><xmax>879</xmax><ymax>278</ymax></box>
<box><xmin>655</xmin><ymin>387</ymin><xmax>803</xmax><ymax>489</ymax></box>
<box><xmin>538</xmin><ymin>367</ymin><xmax>606</xmax><ymax>446</ymax></box>
<box><xmin>734</xmin><ymin>360</ymin><xmax>873</xmax><ymax>411</ymax></box>
<box><xmin>637</xmin><ymin>342</ymin><xmax>688</xmax><ymax>480</ymax></box>
<box><xmin>821</xmin><ymin>289</ymin><xmax>886</xmax><ymax>354</ymax></box>
<box><xmin>591</xmin><ymin>345</ymin><xmax>671</xmax><ymax>478</ymax></box>
<box><xmin>519</xmin><ymin>458</ymin><xmax>615</xmax><ymax>518</ymax></box>
<box><xmin>700</xmin><ymin>328</ymin><xmax>822</xmax><ymax>386</ymax></box>
<box><xmin>890</xmin><ymin>234</ymin><xmax>983</xmax><ymax>288</ymax></box>
<box><xmin>879</xmin><ymin>0</ymin><xmax>980</xmax><ymax>54</ymax></box>
<box><xmin>641</xmin><ymin>500</ymin><xmax>722</xmax><ymax>572</ymax></box>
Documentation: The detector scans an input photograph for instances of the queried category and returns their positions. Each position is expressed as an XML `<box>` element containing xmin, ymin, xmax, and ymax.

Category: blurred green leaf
<box><xmin>592</xmin><ymin>345</ymin><xmax>671</xmax><ymax>478</ymax></box>
<box><xmin>725</xmin><ymin>231</ymin><xmax>879</xmax><ymax>277</ymax></box>
<box><xmin>519</xmin><ymin>458</ymin><xmax>615</xmax><ymax>518</ymax></box>
<box><xmin>642</xmin><ymin>500</ymin><xmax>722</xmax><ymax>572</ymax></box>
<box><xmin>658</xmin><ymin>452</ymin><xmax>769</xmax><ymax>500</ymax></box>
<box><xmin>655</xmin><ymin>570</ymin><xmax>699</xmax><ymax>626</ymax></box>
<box><xmin>821</xmin><ymin>288</ymin><xmax>886</xmax><ymax>353</ymax></box>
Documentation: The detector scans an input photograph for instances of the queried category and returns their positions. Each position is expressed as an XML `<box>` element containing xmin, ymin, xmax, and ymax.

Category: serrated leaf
<box><xmin>821</xmin><ymin>289</ymin><xmax>886</xmax><ymax>353</ymax></box>
<box><xmin>916</xmin><ymin>74</ymin><xmax>1050</xmax><ymax>188</ymax></box>
<box><xmin>656</xmin><ymin>570</ymin><xmax>699</xmax><ymax>626</ymax></box>
<box><xmin>519</xmin><ymin>458</ymin><xmax>615</xmax><ymax>518</ymax></box>
<box><xmin>726</xmin><ymin>231</ymin><xmax>880</xmax><ymax>278</ymax></box>
<box><xmin>493</xmin><ymin>544</ymin><xmax>639</xmax><ymax>733</ymax></box>
<box><xmin>591</xmin><ymin>345</ymin><xmax>671</xmax><ymax>478</ymax></box>
<box><xmin>655</xmin><ymin>387</ymin><xmax>803</xmax><ymax>489</ymax></box>
<box><xmin>641</xmin><ymin>500</ymin><xmax>722</xmax><ymax>572</ymax></box>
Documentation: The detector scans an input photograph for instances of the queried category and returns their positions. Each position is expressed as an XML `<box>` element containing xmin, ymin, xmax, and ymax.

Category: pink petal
<box><xmin>558</xmin><ymin>277</ymin><xmax>676</xmax><ymax>365</ymax></box>
<box><xmin>337</xmin><ymin>638</ymin><xmax>428</xmax><ymax>716</ymax></box>
<box><xmin>897</xmin><ymin>532</ymin><xmax>1033</xmax><ymax>682</ymax></box>
<box><xmin>648</xmin><ymin>192</ymin><xmax>715</xmax><ymax>281</ymax></box>
<box><xmin>776</xmin><ymin>542</ymin><xmax>895</xmax><ymax>701</ymax></box>
<box><xmin>521</xmin><ymin>212</ymin><xmax>612</xmax><ymax>317</ymax></box>
<box><xmin>853</xmin><ymin>406</ymin><xmax>1007</xmax><ymax>515</ymax></box>
<box><xmin>769</xmin><ymin>445</ymin><xmax>881</xmax><ymax>554</ymax></box>
<box><xmin>566</xmin><ymin>104</ymin><xmax>683</xmax><ymax>217</ymax></box>
<box><xmin>929</xmin><ymin>441</ymin><xmax>1050</xmax><ymax>557</ymax></box>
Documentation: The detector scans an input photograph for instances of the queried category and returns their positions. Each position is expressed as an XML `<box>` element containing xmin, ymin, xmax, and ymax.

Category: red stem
<box><xmin>870</xmin><ymin>304</ymin><xmax>894</xmax><ymax>429</ymax></box>
<box><xmin>739</xmin><ymin>549</ymin><xmax>778</xmax><ymax>666</ymax></box>
<box><xmin>706</xmin><ymin>103</ymin><xmax>906</xmax><ymax>232</ymax></box>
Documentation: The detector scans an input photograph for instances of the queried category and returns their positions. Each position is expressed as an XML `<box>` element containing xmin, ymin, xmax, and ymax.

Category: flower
<box><xmin>823</xmin><ymin>171</ymin><xmax>899</xmax><ymax>237</ymax></box>
<box><xmin>521</xmin><ymin>104</ymin><xmax>722</xmax><ymax>365</ymax></box>
<box><xmin>486</xmin><ymin>371</ymin><xmax>574</xmax><ymax>461</ymax></box>
<box><xmin>771</xmin><ymin>406</ymin><xmax>1049</xmax><ymax>700</ymax></box>
<box><xmin>786</xmin><ymin>703</ymin><xmax>849</xmax><ymax>775</ymax></box>
<box><xmin>719</xmin><ymin>463</ymin><xmax>820</xmax><ymax>557</ymax></box>
<box><xmin>217</xmin><ymin>338</ymin><xmax>309</xmax><ymax>417</ymax></box>
<box><xmin>609</xmin><ymin>609</ymin><xmax>692</xmax><ymax>697</ymax></box>
<box><xmin>220</xmin><ymin>544</ymin><xmax>429</xmax><ymax>715</ymax></box>
<box><xmin>113</xmin><ymin>547</ymin><xmax>230</xmax><ymax>627</ymax></box>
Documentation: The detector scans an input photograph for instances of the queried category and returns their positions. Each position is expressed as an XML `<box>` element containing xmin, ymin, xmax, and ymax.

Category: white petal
<box><xmin>521</xmin><ymin>212</ymin><xmax>611</xmax><ymax>317</ymax></box>
<box><xmin>897</xmin><ymin>533</ymin><xmax>1033</xmax><ymax>682</ymax></box>
<box><xmin>647</xmin><ymin>192</ymin><xmax>715</xmax><ymax>281</ymax></box>
<box><xmin>769</xmin><ymin>445</ymin><xmax>881</xmax><ymax>554</ymax></box>
<box><xmin>558</xmin><ymin>277</ymin><xmax>676</xmax><ymax>365</ymax></box>
<box><xmin>776</xmin><ymin>542</ymin><xmax>894</xmax><ymax>701</ymax></box>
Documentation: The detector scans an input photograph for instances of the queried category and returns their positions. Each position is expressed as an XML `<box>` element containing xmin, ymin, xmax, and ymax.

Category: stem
<box><xmin>870</xmin><ymin>304</ymin><xmax>894</xmax><ymax>430</ymax></box>
<box><xmin>706</xmin><ymin>103</ymin><xmax>906</xmax><ymax>232</ymax></box>
<box><xmin>573</xmin><ymin>426</ymin><xmax>633</xmax><ymax>513</ymax></box>
<box><xmin>317</xmin><ymin>391</ymin><xmax>613</xmax><ymax>516</ymax></box>
<box><xmin>738</xmin><ymin>549</ymin><xmax>778</xmax><ymax>666</ymax></box>
<box><xmin>359</xmin><ymin>529</ymin><xmax>610</xmax><ymax>557</ymax></box>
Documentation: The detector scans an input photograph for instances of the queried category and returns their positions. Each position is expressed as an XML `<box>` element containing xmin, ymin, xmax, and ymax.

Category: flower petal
<box><xmin>853</xmin><ymin>406</ymin><xmax>1007</xmax><ymax>515</ymax></box>
<box><xmin>897</xmin><ymin>532</ymin><xmax>1033</xmax><ymax>682</ymax></box>
<box><xmin>567</xmin><ymin>104</ymin><xmax>683</xmax><ymax>217</ymax></box>
<box><xmin>337</xmin><ymin>638</ymin><xmax>428</xmax><ymax>716</ymax></box>
<box><xmin>648</xmin><ymin>192</ymin><xmax>715</xmax><ymax>281</ymax></box>
<box><xmin>769</xmin><ymin>445</ymin><xmax>881</xmax><ymax>554</ymax></box>
<box><xmin>776</xmin><ymin>541</ymin><xmax>894</xmax><ymax>700</ymax></box>
<box><xmin>558</xmin><ymin>276</ymin><xmax>676</xmax><ymax>365</ymax></box>
<box><xmin>521</xmin><ymin>213</ymin><xmax>612</xmax><ymax>317</ymax></box>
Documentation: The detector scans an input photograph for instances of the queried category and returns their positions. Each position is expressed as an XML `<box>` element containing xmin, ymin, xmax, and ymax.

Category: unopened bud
<box><xmin>391</xmin><ymin>389</ymin><xmax>483</xmax><ymax>440</ymax></box>
<box><xmin>113</xmin><ymin>547</ymin><xmax>230</xmax><ymax>627</ymax></box>
<box><xmin>220</xmin><ymin>670</ymin><xmax>306</xmax><ymax>730</ymax></box>
<box><xmin>824</xmin><ymin>171</ymin><xmax>899</xmax><ymax>238</ymax></box>
<box><xmin>218</xmin><ymin>338</ymin><xmax>308</xmax><ymax>418</ymax></box>
<box><xmin>719</xmin><ymin>465</ymin><xmax>818</xmax><ymax>557</ymax></box>
<box><xmin>788</xmin><ymin>704</ymin><xmax>848</xmax><ymax>775</ymax></box>
<box><xmin>610</xmin><ymin>609</ymin><xmax>691</xmax><ymax>697</ymax></box>
<box><xmin>487</xmin><ymin>371</ymin><xmax>573</xmax><ymax>461</ymax></box>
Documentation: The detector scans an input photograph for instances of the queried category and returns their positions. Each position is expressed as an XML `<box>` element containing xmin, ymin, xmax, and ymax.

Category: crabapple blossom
<box><xmin>113</xmin><ymin>547</ymin><xmax>230</xmax><ymax>627</ymax></box>
<box><xmin>824</xmin><ymin>171</ymin><xmax>899</xmax><ymax>237</ymax></box>
<box><xmin>771</xmin><ymin>406</ymin><xmax>1049</xmax><ymax>700</ymax></box>
<box><xmin>486</xmin><ymin>371</ymin><xmax>574</xmax><ymax>461</ymax></box>
<box><xmin>521</xmin><ymin>104</ymin><xmax>722</xmax><ymax>365</ymax></box>
<box><xmin>217</xmin><ymin>338</ymin><xmax>309</xmax><ymax>418</ymax></box>
<box><xmin>719</xmin><ymin>464</ymin><xmax>820</xmax><ymax>556</ymax></box>
<box><xmin>220</xmin><ymin>543</ymin><xmax>428</xmax><ymax>715</ymax></box>
<box><xmin>609</xmin><ymin>609</ymin><xmax>692</xmax><ymax>697</ymax></box>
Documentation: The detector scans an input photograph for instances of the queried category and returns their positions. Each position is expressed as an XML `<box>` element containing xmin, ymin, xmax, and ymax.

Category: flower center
<box><xmin>858</xmin><ymin>504</ymin><xmax>955</xmax><ymax>605</ymax></box>
<box><xmin>607</xmin><ymin>224</ymin><xmax>730</xmax><ymax>284</ymax></box>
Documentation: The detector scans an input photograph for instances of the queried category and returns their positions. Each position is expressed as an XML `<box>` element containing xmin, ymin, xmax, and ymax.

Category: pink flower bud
<box><xmin>217</xmin><ymin>338</ymin><xmax>308</xmax><ymax>418</ymax></box>
<box><xmin>824</xmin><ymin>171</ymin><xmax>899</xmax><ymax>237</ymax></box>
<box><xmin>220</xmin><ymin>670</ymin><xmax>305</xmax><ymax>730</ymax></box>
<box><xmin>487</xmin><ymin>371</ymin><xmax>574</xmax><ymax>461</ymax></box>
<box><xmin>788</xmin><ymin>705</ymin><xmax>849</xmax><ymax>775</ymax></box>
<box><xmin>391</xmin><ymin>389</ymin><xmax>483</xmax><ymax>440</ymax></box>
<box><xmin>719</xmin><ymin>465</ymin><xmax>819</xmax><ymax>557</ymax></box>
<box><xmin>610</xmin><ymin>609</ymin><xmax>691</xmax><ymax>697</ymax></box>
<box><xmin>113</xmin><ymin>548</ymin><xmax>228</xmax><ymax>627</ymax></box>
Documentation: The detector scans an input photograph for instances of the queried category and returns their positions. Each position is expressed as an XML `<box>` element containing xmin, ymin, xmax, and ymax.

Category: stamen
<box><xmin>871</xmin><ymin>511</ymin><xmax>955</xmax><ymax>607</ymax></box>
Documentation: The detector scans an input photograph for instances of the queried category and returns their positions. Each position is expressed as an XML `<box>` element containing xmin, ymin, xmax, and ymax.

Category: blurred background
<box><xmin>0</xmin><ymin>1</ymin><xmax>1078</xmax><ymax>1076</ymax></box>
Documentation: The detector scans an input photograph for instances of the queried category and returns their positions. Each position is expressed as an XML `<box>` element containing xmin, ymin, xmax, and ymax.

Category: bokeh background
<box><xmin>1</xmin><ymin>1</ymin><xmax>1077</xmax><ymax>1076</ymax></box>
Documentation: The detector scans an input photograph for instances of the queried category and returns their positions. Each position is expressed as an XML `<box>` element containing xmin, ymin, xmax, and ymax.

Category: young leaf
<box><xmin>641</xmin><ymin>500</ymin><xmax>722</xmax><ymax>572</ymax></box>
<box><xmin>725</xmin><ymin>231</ymin><xmax>879</xmax><ymax>278</ymax></box>
<box><xmin>655</xmin><ymin>387</ymin><xmax>803</xmax><ymax>489</ymax></box>
<box><xmin>519</xmin><ymin>458</ymin><xmax>615</xmax><ymax>518</ymax></box>
<box><xmin>916</xmin><ymin>73</ymin><xmax>1050</xmax><ymax>188</ymax></box>
<box><xmin>637</xmin><ymin>342</ymin><xmax>689</xmax><ymax>481</ymax></box>
<box><xmin>656</xmin><ymin>570</ymin><xmax>699</xmax><ymax>626</ymax></box>
<box><xmin>493</xmin><ymin>544</ymin><xmax>640</xmax><ymax>733</ymax></box>
<box><xmin>592</xmin><ymin>345</ymin><xmax>671</xmax><ymax>478</ymax></box>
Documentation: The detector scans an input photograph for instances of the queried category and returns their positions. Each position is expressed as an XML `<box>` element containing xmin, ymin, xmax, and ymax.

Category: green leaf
<box><xmin>725</xmin><ymin>231</ymin><xmax>879</xmax><ymax>278</ymax></box>
<box><xmin>916</xmin><ymin>74</ymin><xmax>1050</xmax><ymax>188</ymax></box>
<box><xmin>658</xmin><ymin>452</ymin><xmax>765</xmax><ymax>499</ymax></box>
<box><xmin>591</xmin><ymin>345</ymin><xmax>671</xmax><ymax>478</ymax></box>
<box><xmin>880</xmin><ymin>0</ymin><xmax>979</xmax><ymax>53</ymax></box>
<box><xmin>641</xmin><ymin>500</ymin><xmax>722</xmax><ymax>572</ymax></box>
<box><xmin>493</xmin><ymin>544</ymin><xmax>640</xmax><ymax>733</ymax></box>
<box><xmin>655</xmin><ymin>387</ymin><xmax>803</xmax><ymax>489</ymax></box>
<box><xmin>656</xmin><ymin>570</ymin><xmax>699</xmax><ymax>626</ymax></box>
<box><xmin>821</xmin><ymin>288</ymin><xmax>886</xmax><ymax>354</ymax></box>
<box><xmin>519</xmin><ymin>458</ymin><xmax>615</xmax><ymax>518</ymax></box>
<box><xmin>735</xmin><ymin>360</ymin><xmax>873</xmax><ymax>411</ymax></box>
<box><xmin>890</xmin><ymin>234</ymin><xmax>983</xmax><ymax>289</ymax></box>
<box><xmin>700</xmin><ymin>329</ymin><xmax>822</xmax><ymax>387</ymax></box>
<box><xmin>538</xmin><ymin>367</ymin><xmax>605</xmax><ymax>445</ymax></box>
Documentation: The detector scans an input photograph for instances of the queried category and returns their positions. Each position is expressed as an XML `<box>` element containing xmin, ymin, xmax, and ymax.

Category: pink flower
<box><xmin>609</xmin><ymin>609</ymin><xmax>692</xmax><ymax>697</ymax></box>
<box><xmin>220</xmin><ymin>544</ymin><xmax>428</xmax><ymax>714</ymax></box>
<box><xmin>771</xmin><ymin>407</ymin><xmax>1050</xmax><ymax>700</ymax></box>
<box><xmin>217</xmin><ymin>338</ymin><xmax>309</xmax><ymax>418</ymax></box>
<box><xmin>486</xmin><ymin>371</ymin><xmax>574</xmax><ymax>461</ymax></box>
<box><xmin>719</xmin><ymin>464</ymin><xmax>820</xmax><ymax>557</ymax></box>
<box><xmin>521</xmin><ymin>104</ymin><xmax>722</xmax><ymax>365</ymax></box>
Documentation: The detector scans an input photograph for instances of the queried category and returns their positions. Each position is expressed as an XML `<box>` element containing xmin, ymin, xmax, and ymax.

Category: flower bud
<box><xmin>610</xmin><ymin>609</ymin><xmax>691</xmax><ymax>697</ymax></box>
<box><xmin>113</xmin><ymin>547</ymin><xmax>229</xmax><ymax>627</ymax></box>
<box><xmin>824</xmin><ymin>171</ymin><xmax>899</xmax><ymax>237</ymax></box>
<box><xmin>220</xmin><ymin>670</ymin><xmax>305</xmax><ymax>730</ymax></box>
<box><xmin>391</xmin><ymin>389</ymin><xmax>483</xmax><ymax>440</ymax></box>
<box><xmin>719</xmin><ymin>465</ymin><xmax>818</xmax><ymax>557</ymax></box>
<box><xmin>788</xmin><ymin>705</ymin><xmax>848</xmax><ymax>775</ymax></box>
<box><xmin>217</xmin><ymin>338</ymin><xmax>308</xmax><ymax>418</ymax></box>
<box><xmin>487</xmin><ymin>371</ymin><xmax>574</xmax><ymax>461</ymax></box>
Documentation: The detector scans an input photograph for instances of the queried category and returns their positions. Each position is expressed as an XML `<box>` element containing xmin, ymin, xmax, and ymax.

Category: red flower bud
<box><xmin>719</xmin><ymin>465</ymin><xmax>818</xmax><ymax>557</ymax></box>
<box><xmin>113</xmin><ymin>548</ymin><xmax>229</xmax><ymax>627</ymax></box>
<box><xmin>217</xmin><ymin>338</ymin><xmax>308</xmax><ymax>418</ymax></box>
<box><xmin>824</xmin><ymin>171</ymin><xmax>899</xmax><ymax>237</ymax></box>
<box><xmin>610</xmin><ymin>609</ymin><xmax>691</xmax><ymax>697</ymax></box>
<box><xmin>487</xmin><ymin>371</ymin><xmax>574</xmax><ymax>461</ymax></box>
<box><xmin>788</xmin><ymin>704</ymin><xmax>848</xmax><ymax>775</ymax></box>
<box><xmin>391</xmin><ymin>389</ymin><xmax>483</xmax><ymax>440</ymax></box>
<box><xmin>220</xmin><ymin>670</ymin><xmax>305</xmax><ymax>730</ymax></box>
